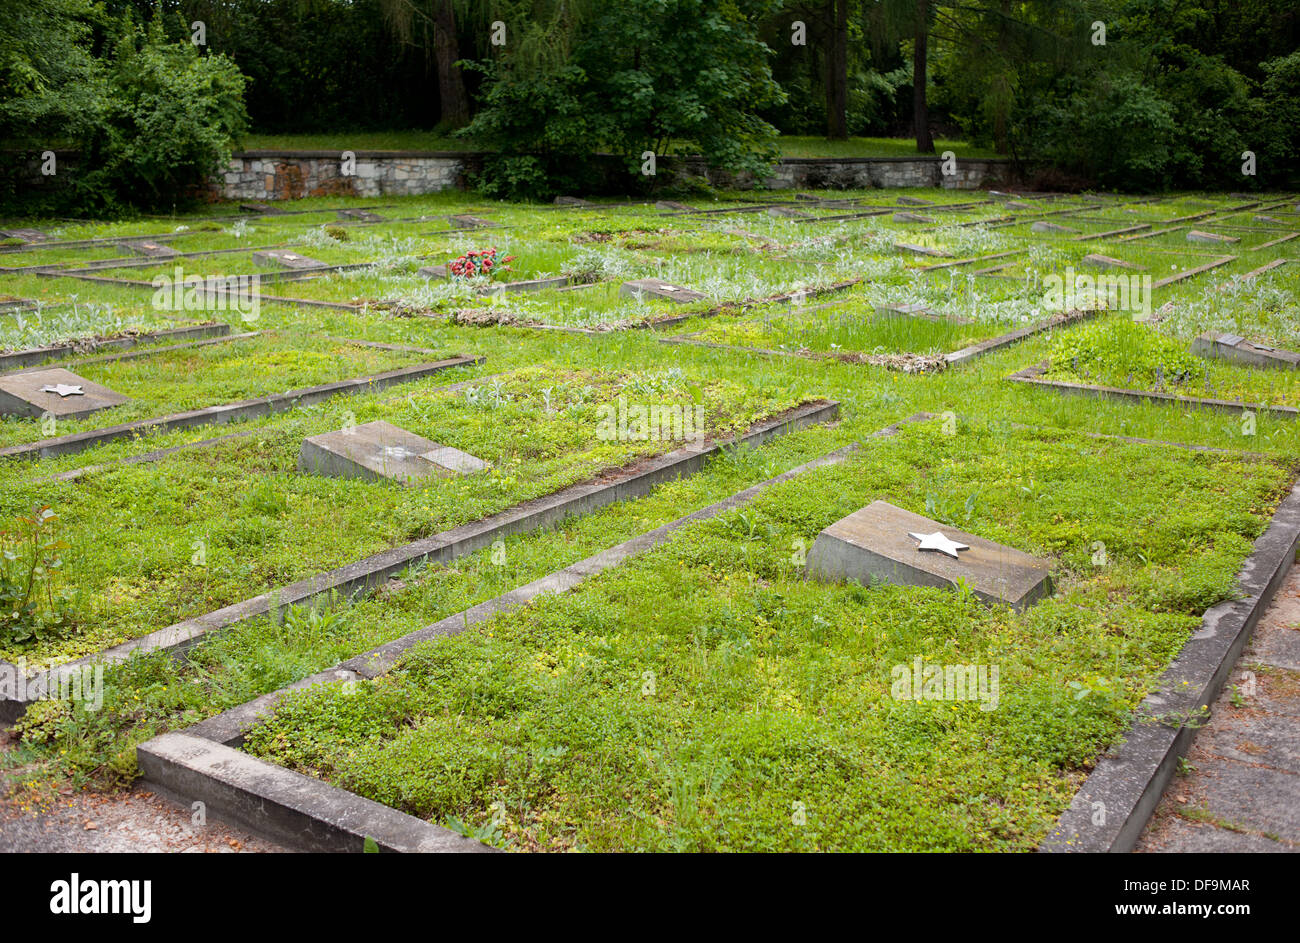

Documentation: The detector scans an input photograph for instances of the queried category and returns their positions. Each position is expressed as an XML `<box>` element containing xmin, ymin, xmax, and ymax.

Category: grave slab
<box><xmin>447</xmin><ymin>215</ymin><xmax>495</xmax><ymax>229</ymax></box>
<box><xmin>120</xmin><ymin>240</ymin><xmax>179</xmax><ymax>258</ymax></box>
<box><xmin>1191</xmin><ymin>331</ymin><xmax>1300</xmax><ymax>370</ymax></box>
<box><xmin>252</xmin><ymin>249</ymin><xmax>326</xmax><ymax>270</ymax></box>
<box><xmin>1031</xmin><ymin>221</ymin><xmax>1077</xmax><ymax>234</ymax></box>
<box><xmin>619</xmin><ymin>278</ymin><xmax>707</xmax><ymax>303</ymax></box>
<box><xmin>897</xmin><ymin>196</ymin><xmax>934</xmax><ymax>206</ymax></box>
<box><xmin>1081</xmin><ymin>253</ymin><xmax>1144</xmax><ymax>270</ymax></box>
<box><xmin>0</xmin><ymin>368</ymin><xmax>129</xmax><ymax>420</ymax></box>
<box><xmin>806</xmin><ymin>500</ymin><xmax>1053</xmax><ymax>610</ymax></box>
<box><xmin>298</xmin><ymin>420</ymin><xmax>487</xmax><ymax>484</ymax></box>
<box><xmin>768</xmin><ymin>207</ymin><xmax>812</xmax><ymax>219</ymax></box>
<box><xmin>239</xmin><ymin>202</ymin><xmax>284</xmax><ymax>215</ymax></box>
<box><xmin>417</xmin><ymin>264</ymin><xmax>447</xmax><ymax>279</ymax></box>
<box><xmin>553</xmin><ymin>196</ymin><xmax>593</xmax><ymax>206</ymax></box>
<box><xmin>489</xmin><ymin>276</ymin><xmax>571</xmax><ymax>294</ymax></box>
<box><xmin>655</xmin><ymin>201</ymin><xmax>694</xmax><ymax>212</ymax></box>
<box><xmin>338</xmin><ymin>209</ymin><xmax>385</xmax><ymax>222</ymax></box>
<box><xmin>893</xmin><ymin>212</ymin><xmax>935</xmax><ymax>224</ymax></box>
<box><xmin>894</xmin><ymin>242</ymin><xmax>950</xmax><ymax>257</ymax></box>
<box><xmin>1187</xmin><ymin>230</ymin><xmax>1240</xmax><ymax>244</ymax></box>
<box><xmin>0</xmin><ymin>228</ymin><xmax>49</xmax><ymax>243</ymax></box>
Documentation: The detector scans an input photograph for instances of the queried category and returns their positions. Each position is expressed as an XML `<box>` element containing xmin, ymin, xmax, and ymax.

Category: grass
<box><xmin>1</xmin><ymin>185</ymin><xmax>1298</xmax><ymax>851</ymax></box>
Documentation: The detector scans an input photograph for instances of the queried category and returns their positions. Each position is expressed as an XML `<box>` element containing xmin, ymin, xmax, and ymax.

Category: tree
<box><xmin>378</xmin><ymin>0</ymin><xmax>471</xmax><ymax>129</ymax></box>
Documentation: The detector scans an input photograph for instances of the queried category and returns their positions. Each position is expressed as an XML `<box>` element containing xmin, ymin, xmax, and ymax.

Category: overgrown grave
<box><xmin>132</xmin><ymin>417</ymin><xmax>1297</xmax><ymax>852</ymax></box>
<box><xmin>0</xmin><ymin>364</ymin><xmax>839</xmax><ymax>719</ymax></box>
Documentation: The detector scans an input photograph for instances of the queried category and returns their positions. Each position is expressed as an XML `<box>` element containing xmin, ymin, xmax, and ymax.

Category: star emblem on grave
<box><xmin>908</xmin><ymin>530</ymin><xmax>970</xmax><ymax>559</ymax></box>
<box><xmin>40</xmin><ymin>383</ymin><xmax>85</xmax><ymax>397</ymax></box>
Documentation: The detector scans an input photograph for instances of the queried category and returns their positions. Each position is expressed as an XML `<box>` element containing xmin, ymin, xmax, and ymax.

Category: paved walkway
<box><xmin>1138</xmin><ymin>567</ymin><xmax>1300</xmax><ymax>852</ymax></box>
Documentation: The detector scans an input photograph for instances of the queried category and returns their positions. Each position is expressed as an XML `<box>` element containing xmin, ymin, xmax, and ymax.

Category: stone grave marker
<box><xmin>897</xmin><ymin>196</ymin><xmax>934</xmax><ymax>206</ymax></box>
<box><xmin>1190</xmin><ymin>332</ymin><xmax>1300</xmax><ymax>370</ymax></box>
<box><xmin>619</xmin><ymin>278</ymin><xmax>706</xmax><ymax>303</ymax></box>
<box><xmin>806</xmin><ymin>500</ymin><xmax>1053</xmax><ymax>611</ymax></box>
<box><xmin>338</xmin><ymin>209</ymin><xmax>385</xmax><ymax>222</ymax></box>
<box><xmin>1187</xmin><ymin>230</ymin><xmax>1240</xmax><ymax>244</ymax></box>
<box><xmin>120</xmin><ymin>240</ymin><xmax>179</xmax><ymax>258</ymax></box>
<box><xmin>0</xmin><ymin>228</ymin><xmax>49</xmax><ymax>243</ymax></box>
<box><xmin>1030</xmin><ymin>221</ymin><xmax>1077</xmax><ymax>234</ymax></box>
<box><xmin>655</xmin><ymin>201</ymin><xmax>694</xmax><ymax>212</ymax></box>
<box><xmin>447</xmin><ymin>215</ymin><xmax>496</xmax><ymax>229</ymax></box>
<box><xmin>1080</xmin><ymin>253</ymin><xmax>1144</xmax><ymax>270</ymax></box>
<box><xmin>493</xmin><ymin>275</ymin><xmax>571</xmax><ymax>294</ymax></box>
<box><xmin>298</xmin><ymin>420</ymin><xmax>488</xmax><ymax>484</ymax></box>
<box><xmin>418</xmin><ymin>264</ymin><xmax>447</xmax><ymax>279</ymax></box>
<box><xmin>554</xmin><ymin>196</ymin><xmax>593</xmax><ymax>206</ymax></box>
<box><xmin>239</xmin><ymin>202</ymin><xmax>284</xmax><ymax>215</ymax></box>
<box><xmin>894</xmin><ymin>242</ymin><xmax>950</xmax><ymax>257</ymax></box>
<box><xmin>893</xmin><ymin>212</ymin><xmax>936</xmax><ymax>224</ymax></box>
<box><xmin>252</xmin><ymin>249</ymin><xmax>326</xmax><ymax>270</ymax></box>
<box><xmin>0</xmin><ymin>368</ymin><xmax>129</xmax><ymax>420</ymax></box>
<box><xmin>1005</xmin><ymin>201</ymin><xmax>1036</xmax><ymax>211</ymax></box>
<box><xmin>768</xmin><ymin>207</ymin><xmax>812</xmax><ymax>219</ymax></box>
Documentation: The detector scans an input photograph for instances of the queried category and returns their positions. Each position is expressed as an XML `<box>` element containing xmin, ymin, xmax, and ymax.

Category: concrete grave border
<box><xmin>1041</xmin><ymin>477</ymin><xmax>1300</xmax><ymax>852</ymax></box>
<box><xmin>136</xmin><ymin>412</ymin><xmax>924</xmax><ymax>852</ymax></box>
<box><xmin>0</xmin><ymin>353</ymin><xmax>483</xmax><ymax>463</ymax></box>
<box><xmin>1008</xmin><ymin>361</ymin><xmax>1299</xmax><ymax>420</ymax></box>
<box><xmin>0</xmin><ymin>322</ymin><xmax>230</xmax><ymax>373</ymax></box>
<box><xmin>0</xmin><ymin>398</ymin><xmax>839</xmax><ymax>721</ymax></box>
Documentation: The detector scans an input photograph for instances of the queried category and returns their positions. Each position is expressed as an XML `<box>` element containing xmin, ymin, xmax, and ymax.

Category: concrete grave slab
<box><xmin>1</xmin><ymin>229</ymin><xmax>50</xmax><ymax>243</ymax></box>
<box><xmin>298</xmin><ymin>419</ymin><xmax>487</xmax><ymax>484</ymax></box>
<box><xmin>894</xmin><ymin>242</ymin><xmax>950</xmax><ymax>257</ymax></box>
<box><xmin>239</xmin><ymin>202</ymin><xmax>284</xmax><ymax>215</ymax></box>
<box><xmin>488</xmin><ymin>276</ymin><xmax>571</xmax><ymax>294</ymax></box>
<box><xmin>417</xmin><ymin>264</ymin><xmax>447</xmax><ymax>279</ymax></box>
<box><xmin>768</xmin><ymin>207</ymin><xmax>812</xmax><ymax>219</ymax></box>
<box><xmin>1191</xmin><ymin>331</ymin><xmax>1300</xmax><ymax>370</ymax></box>
<box><xmin>1081</xmin><ymin>253</ymin><xmax>1144</xmax><ymax>270</ymax></box>
<box><xmin>447</xmin><ymin>215</ymin><xmax>496</xmax><ymax>229</ymax></box>
<box><xmin>1031</xmin><ymin>221</ymin><xmax>1078</xmax><ymax>234</ymax></box>
<box><xmin>897</xmin><ymin>196</ymin><xmax>934</xmax><ymax>206</ymax></box>
<box><xmin>619</xmin><ymin>278</ymin><xmax>707</xmax><ymax>303</ymax></box>
<box><xmin>0</xmin><ymin>368</ymin><xmax>129</xmax><ymax>420</ymax></box>
<box><xmin>253</xmin><ymin>249</ymin><xmax>326</xmax><ymax>270</ymax></box>
<box><xmin>338</xmin><ymin>209</ymin><xmax>385</xmax><ymax>222</ymax></box>
<box><xmin>893</xmin><ymin>212</ymin><xmax>936</xmax><ymax>223</ymax></box>
<box><xmin>806</xmin><ymin>499</ymin><xmax>1053</xmax><ymax>610</ymax></box>
<box><xmin>1187</xmin><ymin>230</ymin><xmax>1241</xmax><ymax>244</ymax></box>
<box><xmin>553</xmin><ymin>196</ymin><xmax>593</xmax><ymax>206</ymax></box>
<box><xmin>119</xmin><ymin>240</ymin><xmax>179</xmax><ymax>258</ymax></box>
<box><xmin>655</xmin><ymin>200</ymin><xmax>694</xmax><ymax>212</ymax></box>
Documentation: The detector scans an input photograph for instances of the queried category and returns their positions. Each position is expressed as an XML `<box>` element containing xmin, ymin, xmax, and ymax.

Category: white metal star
<box><xmin>908</xmin><ymin>530</ymin><xmax>969</xmax><ymax>559</ymax></box>
<box><xmin>40</xmin><ymin>383</ymin><xmax>85</xmax><ymax>398</ymax></box>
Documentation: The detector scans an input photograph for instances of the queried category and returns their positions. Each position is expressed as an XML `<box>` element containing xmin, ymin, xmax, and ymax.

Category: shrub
<box><xmin>0</xmin><ymin>507</ymin><xmax>77</xmax><ymax>648</ymax></box>
<box><xmin>1050</xmin><ymin>320</ymin><xmax>1201</xmax><ymax>385</ymax></box>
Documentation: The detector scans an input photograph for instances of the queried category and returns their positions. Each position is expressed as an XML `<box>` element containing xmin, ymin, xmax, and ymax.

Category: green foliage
<box><xmin>1050</xmin><ymin>320</ymin><xmax>1202</xmax><ymax>385</ymax></box>
<box><xmin>461</xmin><ymin>0</ymin><xmax>784</xmax><ymax>199</ymax></box>
<box><xmin>0</xmin><ymin>507</ymin><xmax>77</xmax><ymax>648</ymax></box>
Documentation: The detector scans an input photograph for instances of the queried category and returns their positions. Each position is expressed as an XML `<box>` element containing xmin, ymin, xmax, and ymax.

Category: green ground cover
<box><xmin>2</xmin><ymin>186</ymin><xmax>1298</xmax><ymax>851</ymax></box>
<box><xmin>242</xmin><ymin>421</ymin><xmax>1289</xmax><ymax>851</ymax></box>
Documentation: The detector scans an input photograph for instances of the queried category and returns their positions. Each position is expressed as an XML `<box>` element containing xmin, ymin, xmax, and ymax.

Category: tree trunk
<box><xmin>913</xmin><ymin>0</ymin><xmax>934</xmax><ymax>153</ymax></box>
<box><xmin>433</xmin><ymin>0</ymin><xmax>470</xmax><ymax>128</ymax></box>
<box><xmin>826</xmin><ymin>0</ymin><xmax>848</xmax><ymax>140</ymax></box>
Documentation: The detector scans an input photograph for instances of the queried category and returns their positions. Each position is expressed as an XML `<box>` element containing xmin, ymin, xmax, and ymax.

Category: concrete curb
<box><xmin>1008</xmin><ymin>361</ymin><xmax>1299</xmax><ymax>420</ymax></box>
<box><xmin>0</xmin><ymin>354</ymin><xmax>483</xmax><ymax>462</ymax></box>
<box><xmin>1</xmin><ymin>399</ymin><xmax>838</xmax><ymax>721</ymax></box>
<box><xmin>0</xmin><ymin>322</ymin><xmax>231</xmax><ymax>373</ymax></box>
<box><xmin>1040</xmin><ymin>480</ymin><xmax>1300</xmax><ymax>852</ymax></box>
<box><xmin>137</xmin><ymin>412</ymin><xmax>929</xmax><ymax>852</ymax></box>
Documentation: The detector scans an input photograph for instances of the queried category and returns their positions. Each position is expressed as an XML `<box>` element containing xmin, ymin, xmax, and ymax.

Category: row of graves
<box><xmin>0</xmin><ymin>187</ymin><xmax>1298</xmax><ymax>852</ymax></box>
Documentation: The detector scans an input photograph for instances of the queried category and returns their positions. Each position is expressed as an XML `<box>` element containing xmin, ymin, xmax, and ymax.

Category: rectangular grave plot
<box><xmin>619</xmin><ymin>278</ymin><xmax>707</xmax><ymax>303</ymax></box>
<box><xmin>1191</xmin><ymin>332</ymin><xmax>1300</xmax><ymax>371</ymax></box>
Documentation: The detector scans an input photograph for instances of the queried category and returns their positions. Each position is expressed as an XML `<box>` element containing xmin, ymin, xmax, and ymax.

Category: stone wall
<box><xmin>212</xmin><ymin>150</ymin><xmax>1014</xmax><ymax>201</ymax></box>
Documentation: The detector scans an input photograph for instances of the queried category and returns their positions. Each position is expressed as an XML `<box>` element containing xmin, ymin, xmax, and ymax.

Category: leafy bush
<box><xmin>0</xmin><ymin>507</ymin><xmax>76</xmax><ymax>648</ymax></box>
